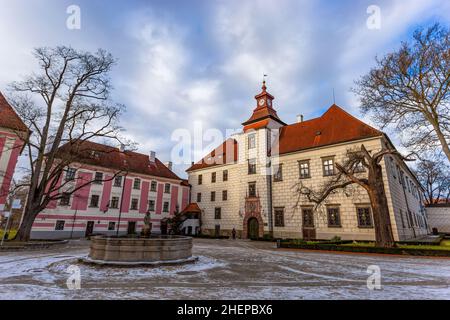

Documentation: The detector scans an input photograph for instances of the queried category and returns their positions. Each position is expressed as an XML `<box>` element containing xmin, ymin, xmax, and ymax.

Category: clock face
<box><xmin>267</xmin><ymin>99</ymin><xmax>272</xmax><ymax>107</ymax></box>
<box><xmin>258</xmin><ymin>99</ymin><xmax>265</xmax><ymax>106</ymax></box>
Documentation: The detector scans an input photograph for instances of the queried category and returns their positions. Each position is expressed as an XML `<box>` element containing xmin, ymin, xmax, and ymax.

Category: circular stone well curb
<box><xmin>79</xmin><ymin>255</ymin><xmax>199</xmax><ymax>267</ymax></box>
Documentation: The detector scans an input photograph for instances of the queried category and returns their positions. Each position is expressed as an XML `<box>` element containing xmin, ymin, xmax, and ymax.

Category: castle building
<box><xmin>0</xmin><ymin>92</ymin><xmax>27</xmax><ymax>214</ymax></box>
<box><xmin>30</xmin><ymin>141</ymin><xmax>190</xmax><ymax>239</ymax></box>
<box><xmin>186</xmin><ymin>82</ymin><xmax>429</xmax><ymax>241</ymax></box>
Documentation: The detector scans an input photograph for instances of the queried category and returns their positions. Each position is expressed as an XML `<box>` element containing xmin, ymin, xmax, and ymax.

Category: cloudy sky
<box><xmin>1</xmin><ymin>0</ymin><xmax>449</xmax><ymax>178</ymax></box>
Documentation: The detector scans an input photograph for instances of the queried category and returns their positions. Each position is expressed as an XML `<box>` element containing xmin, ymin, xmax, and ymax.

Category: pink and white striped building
<box><xmin>31</xmin><ymin>141</ymin><xmax>190</xmax><ymax>239</ymax></box>
<box><xmin>0</xmin><ymin>92</ymin><xmax>27</xmax><ymax>213</ymax></box>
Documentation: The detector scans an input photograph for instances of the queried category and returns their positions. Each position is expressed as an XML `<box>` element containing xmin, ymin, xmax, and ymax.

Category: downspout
<box><xmin>267</xmin><ymin>175</ymin><xmax>273</xmax><ymax>237</ymax></box>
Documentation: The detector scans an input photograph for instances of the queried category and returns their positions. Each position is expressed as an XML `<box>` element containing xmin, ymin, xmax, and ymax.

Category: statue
<box><xmin>141</xmin><ymin>212</ymin><xmax>152</xmax><ymax>238</ymax></box>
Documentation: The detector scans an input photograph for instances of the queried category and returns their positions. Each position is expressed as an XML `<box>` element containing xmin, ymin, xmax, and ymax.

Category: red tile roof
<box><xmin>186</xmin><ymin>138</ymin><xmax>238</xmax><ymax>171</ymax></box>
<box><xmin>187</xmin><ymin>105</ymin><xmax>382</xmax><ymax>172</ymax></box>
<box><xmin>56</xmin><ymin>140</ymin><xmax>182</xmax><ymax>181</ymax></box>
<box><xmin>180</xmin><ymin>202</ymin><xmax>201</xmax><ymax>214</ymax></box>
<box><xmin>0</xmin><ymin>91</ymin><xmax>28</xmax><ymax>132</ymax></box>
<box><xmin>276</xmin><ymin>104</ymin><xmax>382</xmax><ymax>154</ymax></box>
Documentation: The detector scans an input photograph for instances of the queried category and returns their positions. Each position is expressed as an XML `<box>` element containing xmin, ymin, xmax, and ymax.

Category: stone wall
<box><xmin>426</xmin><ymin>205</ymin><xmax>450</xmax><ymax>233</ymax></box>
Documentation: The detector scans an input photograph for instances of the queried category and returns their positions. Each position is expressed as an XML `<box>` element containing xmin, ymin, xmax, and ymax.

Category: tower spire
<box><xmin>262</xmin><ymin>74</ymin><xmax>267</xmax><ymax>92</ymax></box>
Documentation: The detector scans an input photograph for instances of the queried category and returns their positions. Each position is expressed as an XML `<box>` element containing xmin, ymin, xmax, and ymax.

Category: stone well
<box><xmin>85</xmin><ymin>235</ymin><xmax>195</xmax><ymax>266</ymax></box>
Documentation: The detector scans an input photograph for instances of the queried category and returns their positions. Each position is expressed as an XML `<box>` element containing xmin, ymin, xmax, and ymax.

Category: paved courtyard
<box><xmin>0</xmin><ymin>238</ymin><xmax>449</xmax><ymax>299</ymax></box>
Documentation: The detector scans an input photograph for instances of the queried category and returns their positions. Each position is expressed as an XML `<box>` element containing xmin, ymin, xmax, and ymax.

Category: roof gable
<box><xmin>187</xmin><ymin>138</ymin><xmax>238</xmax><ymax>172</ymax></box>
<box><xmin>0</xmin><ymin>91</ymin><xmax>28</xmax><ymax>132</ymax></box>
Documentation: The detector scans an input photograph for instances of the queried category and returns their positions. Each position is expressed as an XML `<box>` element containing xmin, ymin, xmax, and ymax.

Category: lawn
<box><xmin>340</xmin><ymin>240</ymin><xmax>450</xmax><ymax>251</ymax></box>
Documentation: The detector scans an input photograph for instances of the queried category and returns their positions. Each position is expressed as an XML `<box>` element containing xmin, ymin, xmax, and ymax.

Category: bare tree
<box><xmin>414</xmin><ymin>153</ymin><xmax>450</xmax><ymax>204</ymax></box>
<box><xmin>353</xmin><ymin>23</ymin><xmax>450</xmax><ymax>162</ymax></box>
<box><xmin>8</xmin><ymin>46</ymin><xmax>131</xmax><ymax>242</ymax></box>
<box><xmin>294</xmin><ymin>144</ymin><xmax>412</xmax><ymax>248</ymax></box>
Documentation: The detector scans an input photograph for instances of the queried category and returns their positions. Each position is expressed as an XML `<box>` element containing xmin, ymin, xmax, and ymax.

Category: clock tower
<box><xmin>242</xmin><ymin>81</ymin><xmax>286</xmax><ymax>131</ymax></box>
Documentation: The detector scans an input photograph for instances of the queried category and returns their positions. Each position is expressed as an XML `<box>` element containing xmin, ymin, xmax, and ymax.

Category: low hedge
<box><xmin>280</xmin><ymin>242</ymin><xmax>450</xmax><ymax>257</ymax></box>
<box><xmin>193</xmin><ymin>234</ymin><xmax>229</xmax><ymax>239</ymax></box>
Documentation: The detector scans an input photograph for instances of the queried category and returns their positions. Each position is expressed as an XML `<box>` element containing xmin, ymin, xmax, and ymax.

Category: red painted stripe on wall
<box><xmin>155</xmin><ymin>183</ymin><xmax>163</xmax><ymax>214</ymax></box>
<box><xmin>182</xmin><ymin>187</ymin><xmax>189</xmax><ymax>211</ymax></box>
<box><xmin>170</xmin><ymin>185</ymin><xmax>179</xmax><ymax>215</ymax></box>
<box><xmin>0</xmin><ymin>139</ymin><xmax>22</xmax><ymax>205</ymax></box>
<box><xmin>0</xmin><ymin>136</ymin><xmax>6</xmax><ymax>205</ymax></box>
<box><xmin>100</xmin><ymin>175</ymin><xmax>113</xmax><ymax>212</ymax></box>
<box><xmin>46</xmin><ymin>173</ymin><xmax>63</xmax><ymax>209</ymax></box>
<box><xmin>71</xmin><ymin>172</ymin><xmax>93</xmax><ymax>211</ymax></box>
<box><xmin>36</xmin><ymin>213</ymin><xmax>162</xmax><ymax>223</ymax></box>
<box><xmin>139</xmin><ymin>180</ymin><xmax>149</xmax><ymax>213</ymax></box>
<box><xmin>121</xmin><ymin>178</ymin><xmax>132</xmax><ymax>213</ymax></box>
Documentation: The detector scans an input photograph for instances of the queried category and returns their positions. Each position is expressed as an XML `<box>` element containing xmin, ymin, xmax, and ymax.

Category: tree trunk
<box><xmin>14</xmin><ymin>203</ymin><xmax>40</xmax><ymax>242</ymax></box>
<box><xmin>368</xmin><ymin>164</ymin><xmax>395</xmax><ymax>248</ymax></box>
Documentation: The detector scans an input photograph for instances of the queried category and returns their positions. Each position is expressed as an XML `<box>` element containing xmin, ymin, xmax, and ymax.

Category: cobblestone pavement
<box><xmin>0</xmin><ymin>238</ymin><xmax>449</xmax><ymax>299</ymax></box>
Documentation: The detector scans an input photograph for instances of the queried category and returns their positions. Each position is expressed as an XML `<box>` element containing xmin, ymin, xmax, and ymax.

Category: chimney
<box><xmin>296</xmin><ymin>114</ymin><xmax>304</xmax><ymax>123</ymax></box>
<box><xmin>118</xmin><ymin>143</ymin><xmax>125</xmax><ymax>152</ymax></box>
<box><xmin>165</xmin><ymin>161</ymin><xmax>173</xmax><ymax>171</ymax></box>
<box><xmin>149</xmin><ymin>151</ymin><xmax>156</xmax><ymax>163</ymax></box>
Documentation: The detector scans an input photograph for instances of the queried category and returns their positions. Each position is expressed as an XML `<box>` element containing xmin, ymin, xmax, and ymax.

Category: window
<box><xmin>130</xmin><ymin>198</ymin><xmax>139</xmax><ymax>210</ymax></box>
<box><xmin>211</xmin><ymin>172</ymin><xmax>216</xmax><ymax>183</ymax></box>
<box><xmin>89</xmin><ymin>195</ymin><xmax>99</xmax><ymax>207</ymax></box>
<box><xmin>327</xmin><ymin>207</ymin><xmax>341</xmax><ymax>227</ymax></box>
<box><xmin>390</xmin><ymin>158</ymin><xmax>396</xmax><ymax>179</ymax></box>
<box><xmin>399</xmin><ymin>209</ymin><xmax>406</xmax><ymax>228</ymax></box>
<box><xmin>60</xmin><ymin>192</ymin><xmax>71</xmax><ymax>206</ymax></box>
<box><xmin>274</xmin><ymin>208</ymin><xmax>285</xmax><ymax>227</ymax></box>
<box><xmin>223</xmin><ymin>170</ymin><xmax>228</xmax><ymax>182</ymax></box>
<box><xmin>210</xmin><ymin>191</ymin><xmax>216</xmax><ymax>202</ymax></box>
<box><xmin>65</xmin><ymin>167</ymin><xmax>76</xmax><ymax>181</ymax></box>
<box><xmin>248</xmin><ymin>158</ymin><xmax>257</xmax><ymax>175</ymax></box>
<box><xmin>356</xmin><ymin>207</ymin><xmax>373</xmax><ymax>228</ymax></box>
<box><xmin>273</xmin><ymin>164</ymin><xmax>283</xmax><ymax>182</ymax></box>
<box><xmin>222</xmin><ymin>190</ymin><xmax>228</xmax><ymax>201</ymax></box>
<box><xmin>150</xmin><ymin>181</ymin><xmax>157</xmax><ymax>192</ymax></box>
<box><xmin>164</xmin><ymin>183</ymin><xmax>171</xmax><ymax>193</ymax></box>
<box><xmin>55</xmin><ymin>220</ymin><xmax>65</xmax><ymax>231</ymax></box>
<box><xmin>299</xmin><ymin>160</ymin><xmax>310</xmax><ymax>179</ymax></box>
<box><xmin>133</xmin><ymin>178</ymin><xmax>141</xmax><ymax>190</ymax></box>
<box><xmin>114</xmin><ymin>176</ymin><xmax>122</xmax><ymax>187</ymax></box>
<box><xmin>197</xmin><ymin>193</ymin><xmax>202</xmax><ymax>203</ymax></box>
<box><xmin>248</xmin><ymin>134</ymin><xmax>256</xmax><ymax>149</ymax></box>
<box><xmin>400</xmin><ymin>169</ymin><xmax>405</xmax><ymax>186</ymax></box>
<box><xmin>110</xmin><ymin>196</ymin><xmax>119</xmax><ymax>209</ymax></box>
<box><xmin>302</xmin><ymin>208</ymin><xmax>314</xmax><ymax>228</ymax></box>
<box><xmin>163</xmin><ymin>201</ymin><xmax>169</xmax><ymax>212</ymax></box>
<box><xmin>248</xmin><ymin>182</ymin><xmax>256</xmax><ymax>197</ymax></box>
<box><xmin>148</xmin><ymin>200</ymin><xmax>155</xmax><ymax>212</ymax></box>
<box><xmin>322</xmin><ymin>158</ymin><xmax>335</xmax><ymax>176</ymax></box>
<box><xmin>215</xmin><ymin>207</ymin><xmax>221</xmax><ymax>219</ymax></box>
<box><xmin>108</xmin><ymin>222</ymin><xmax>116</xmax><ymax>231</ymax></box>
<box><xmin>198</xmin><ymin>175</ymin><xmax>203</xmax><ymax>185</ymax></box>
<box><xmin>94</xmin><ymin>172</ymin><xmax>103</xmax><ymax>184</ymax></box>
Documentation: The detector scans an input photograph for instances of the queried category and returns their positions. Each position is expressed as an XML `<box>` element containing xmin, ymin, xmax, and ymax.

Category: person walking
<box><xmin>231</xmin><ymin>228</ymin><xmax>236</xmax><ymax>240</ymax></box>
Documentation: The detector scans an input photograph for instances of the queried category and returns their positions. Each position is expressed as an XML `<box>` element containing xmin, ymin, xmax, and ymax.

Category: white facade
<box><xmin>186</xmin><ymin>85</ymin><xmax>428</xmax><ymax>241</ymax></box>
